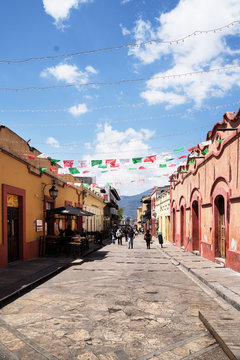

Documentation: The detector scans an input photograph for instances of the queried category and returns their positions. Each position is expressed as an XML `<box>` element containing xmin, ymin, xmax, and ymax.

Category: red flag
<box><xmin>144</xmin><ymin>155</ymin><xmax>156</xmax><ymax>163</ymax></box>
<box><xmin>63</xmin><ymin>160</ymin><xmax>74</xmax><ymax>168</ymax></box>
<box><xmin>49</xmin><ymin>167</ymin><xmax>56</xmax><ymax>172</ymax></box>
<box><xmin>83</xmin><ymin>171</ymin><xmax>90</xmax><ymax>174</ymax></box>
<box><xmin>163</xmin><ymin>174</ymin><xmax>169</xmax><ymax>176</ymax></box>
<box><xmin>24</xmin><ymin>154</ymin><xmax>35</xmax><ymax>160</ymax></box>
<box><xmin>188</xmin><ymin>146</ymin><xmax>198</xmax><ymax>152</ymax></box>
<box><xmin>178</xmin><ymin>155</ymin><xmax>187</xmax><ymax>159</ymax></box>
<box><xmin>139</xmin><ymin>179</ymin><xmax>145</xmax><ymax>181</ymax></box>
<box><xmin>139</xmin><ymin>166</ymin><xmax>146</xmax><ymax>170</ymax></box>
<box><xmin>168</xmin><ymin>164</ymin><xmax>176</xmax><ymax>167</ymax></box>
<box><xmin>67</xmin><ymin>182</ymin><xmax>73</xmax><ymax>187</ymax></box>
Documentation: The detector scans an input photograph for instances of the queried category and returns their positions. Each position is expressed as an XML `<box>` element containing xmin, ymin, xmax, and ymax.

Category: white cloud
<box><xmin>42</xmin><ymin>0</ymin><xmax>93</xmax><ymax>27</ymax></box>
<box><xmin>46</xmin><ymin>137</ymin><xmax>60</xmax><ymax>148</ymax></box>
<box><xmin>127</xmin><ymin>0</ymin><xmax>240</xmax><ymax>106</ymax></box>
<box><xmin>40</xmin><ymin>63</ymin><xmax>97</xmax><ymax>85</ymax></box>
<box><xmin>120</xmin><ymin>24</ymin><xmax>131</xmax><ymax>36</ymax></box>
<box><xmin>83</xmin><ymin>124</ymin><xmax>173</xmax><ymax>195</ymax></box>
<box><xmin>69</xmin><ymin>103</ymin><xmax>88</xmax><ymax>116</ymax></box>
<box><xmin>121</xmin><ymin>0</ymin><xmax>131</xmax><ymax>4</ymax></box>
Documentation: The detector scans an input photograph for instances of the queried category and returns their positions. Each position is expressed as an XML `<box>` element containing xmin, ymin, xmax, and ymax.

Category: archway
<box><xmin>192</xmin><ymin>200</ymin><xmax>199</xmax><ymax>251</ymax></box>
<box><xmin>172</xmin><ymin>208</ymin><xmax>176</xmax><ymax>243</ymax></box>
<box><xmin>215</xmin><ymin>195</ymin><xmax>226</xmax><ymax>258</ymax></box>
<box><xmin>180</xmin><ymin>205</ymin><xmax>185</xmax><ymax>247</ymax></box>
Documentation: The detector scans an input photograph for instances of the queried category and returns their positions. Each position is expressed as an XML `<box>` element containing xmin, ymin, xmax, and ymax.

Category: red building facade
<box><xmin>170</xmin><ymin>109</ymin><xmax>240</xmax><ymax>273</ymax></box>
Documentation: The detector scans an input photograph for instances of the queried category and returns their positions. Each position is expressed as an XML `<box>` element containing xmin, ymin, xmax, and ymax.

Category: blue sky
<box><xmin>1</xmin><ymin>0</ymin><xmax>240</xmax><ymax>195</ymax></box>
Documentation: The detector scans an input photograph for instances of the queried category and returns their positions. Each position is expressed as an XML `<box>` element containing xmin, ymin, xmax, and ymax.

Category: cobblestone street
<box><xmin>0</xmin><ymin>236</ymin><xmax>230</xmax><ymax>359</ymax></box>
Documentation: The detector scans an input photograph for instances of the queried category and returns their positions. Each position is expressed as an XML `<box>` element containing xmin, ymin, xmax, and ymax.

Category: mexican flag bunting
<box><xmin>139</xmin><ymin>166</ymin><xmax>146</xmax><ymax>170</ymax></box>
<box><xmin>69</xmin><ymin>167</ymin><xmax>80</xmax><ymax>175</ymax></box>
<box><xmin>173</xmin><ymin>147</ymin><xmax>184</xmax><ymax>152</ymax></box>
<box><xmin>188</xmin><ymin>160</ymin><xmax>196</xmax><ymax>164</ymax></box>
<box><xmin>50</xmin><ymin>159</ymin><xmax>60</xmax><ymax>166</ymax></box>
<box><xmin>49</xmin><ymin>167</ymin><xmax>56</xmax><ymax>172</ymax></box>
<box><xmin>83</xmin><ymin>170</ymin><xmax>90</xmax><ymax>174</ymax></box>
<box><xmin>91</xmin><ymin>160</ymin><xmax>102</xmax><ymax>167</ymax></box>
<box><xmin>129</xmin><ymin>167</ymin><xmax>137</xmax><ymax>170</ymax></box>
<box><xmin>98</xmin><ymin>164</ymin><xmax>107</xmax><ymax>169</ymax></box>
<box><xmin>132</xmin><ymin>157</ymin><xmax>142</xmax><ymax>164</ymax></box>
<box><xmin>78</xmin><ymin>160</ymin><xmax>87</xmax><ymax>168</ymax></box>
<box><xmin>216</xmin><ymin>139</ymin><xmax>224</xmax><ymax>143</ymax></box>
<box><xmin>165</xmin><ymin>158</ymin><xmax>174</xmax><ymax>162</ymax></box>
<box><xmin>144</xmin><ymin>155</ymin><xmax>156</xmax><ymax>163</ymax></box>
<box><xmin>24</xmin><ymin>154</ymin><xmax>35</xmax><ymax>160</ymax></box>
<box><xmin>159</xmin><ymin>164</ymin><xmax>167</xmax><ymax>168</ymax></box>
<box><xmin>63</xmin><ymin>160</ymin><xmax>74</xmax><ymax>168</ymax></box>
<box><xmin>199</xmin><ymin>140</ymin><xmax>212</xmax><ymax>146</ymax></box>
<box><xmin>119</xmin><ymin>159</ymin><xmax>130</xmax><ymax>165</ymax></box>
<box><xmin>58</xmin><ymin>168</ymin><xmax>70</xmax><ymax>175</ymax></box>
<box><xmin>188</xmin><ymin>146</ymin><xmax>198</xmax><ymax>152</ymax></box>
<box><xmin>178</xmin><ymin>155</ymin><xmax>187</xmax><ymax>159</ymax></box>
<box><xmin>39</xmin><ymin>167</ymin><xmax>47</xmax><ymax>173</ymax></box>
<box><xmin>37</xmin><ymin>153</ymin><xmax>48</xmax><ymax>159</ymax></box>
<box><xmin>101</xmin><ymin>170</ymin><xmax>108</xmax><ymax>173</ymax></box>
<box><xmin>201</xmin><ymin>148</ymin><xmax>209</xmax><ymax>155</ymax></box>
<box><xmin>168</xmin><ymin>164</ymin><xmax>176</xmax><ymax>167</ymax></box>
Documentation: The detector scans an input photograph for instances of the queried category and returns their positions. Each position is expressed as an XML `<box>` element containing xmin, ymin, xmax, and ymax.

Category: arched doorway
<box><xmin>192</xmin><ymin>200</ymin><xmax>199</xmax><ymax>251</ymax></box>
<box><xmin>172</xmin><ymin>208</ymin><xmax>176</xmax><ymax>243</ymax></box>
<box><xmin>215</xmin><ymin>196</ymin><xmax>226</xmax><ymax>258</ymax></box>
<box><xmin>180</xmin><ymin>206</ymin><xmax>185</xmax><ymax>247</ymax></box>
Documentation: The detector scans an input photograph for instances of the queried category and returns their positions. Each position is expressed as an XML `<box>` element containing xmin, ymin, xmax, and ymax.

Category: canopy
<box><xmin>46</xmin><ymin>205</ymin><xmax>93</xmax><ymax>217</ymax></box>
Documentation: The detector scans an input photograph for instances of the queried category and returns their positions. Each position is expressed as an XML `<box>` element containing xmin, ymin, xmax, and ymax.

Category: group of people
<box><xmin>110</xmin><ymin>225</ymin><xmax>136</xmax><ymax>249</ymax></box>
<box><xmin>110</xmin><ymin>226</ymin><xmax>164</xmax><ymax>250</ymax></box>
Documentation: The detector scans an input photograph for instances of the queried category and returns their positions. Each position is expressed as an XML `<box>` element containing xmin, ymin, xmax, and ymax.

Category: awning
<box><xmin>46</xmin><ymin>205</ymin><xmax>93</xmax><ymax>216</ymax></box>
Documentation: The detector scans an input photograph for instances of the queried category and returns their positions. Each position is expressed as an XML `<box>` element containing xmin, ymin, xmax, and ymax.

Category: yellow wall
<box><xmin>83</xmin><ymin>190</ymin><xmax>105</xmax><ymax>232</ymax></box>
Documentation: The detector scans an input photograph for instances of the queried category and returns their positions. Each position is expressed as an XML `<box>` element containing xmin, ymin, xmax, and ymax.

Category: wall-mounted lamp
<box><xmin>42</xmin><ymin>179</ymin><xmax>58</xmax><ymax>200</ymax></box>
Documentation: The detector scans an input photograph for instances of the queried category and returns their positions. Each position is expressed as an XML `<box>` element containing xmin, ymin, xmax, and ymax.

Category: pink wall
<box><xmin>170</xmin><ymin>109</ymin><xmax>240</xmax><ymax>272</ymax></box>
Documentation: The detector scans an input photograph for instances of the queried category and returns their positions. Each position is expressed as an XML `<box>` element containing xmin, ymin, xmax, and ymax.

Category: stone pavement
<box><xmin>154</xmin><ymin>238</ymin><xmax>240</xmax><ymax>360</ymax></box>
<box><xmin>0</xmin><ymin>235</ymin><xmax>235</xmax><ymax>360</ymax></box>
<box><xmin>0</xmin><ymin>239</ymin><xmax>107</xmax><ymax>308</ymax></box>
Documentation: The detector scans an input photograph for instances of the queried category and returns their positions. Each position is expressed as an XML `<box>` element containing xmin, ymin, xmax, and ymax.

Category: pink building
<box><xmin>170</xmin><ymin>108</ymin><xmax>240</xmax><ymax>273</ymax></box>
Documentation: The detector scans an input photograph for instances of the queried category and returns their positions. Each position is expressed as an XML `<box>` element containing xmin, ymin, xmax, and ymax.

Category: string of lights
<box><xmin>0</xmin><ymin>100</ymin><xmax>239</xmax><ymax>118</ymax></box>
<box><xmin>0</xmin><ymin>20</ymin><xmax>239</xmax><ymax>65</ymax></box>
<box><xmin>1</xmin><ymin>64</ymin><xmax>240</xmax><ymax>92</ymax></box>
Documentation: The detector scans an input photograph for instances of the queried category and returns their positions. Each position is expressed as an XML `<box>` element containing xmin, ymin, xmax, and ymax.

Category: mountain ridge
<box><xmin>118</xmin><ymin>189</ymin><xmax>151</xmax><ymax>219</ymax></box>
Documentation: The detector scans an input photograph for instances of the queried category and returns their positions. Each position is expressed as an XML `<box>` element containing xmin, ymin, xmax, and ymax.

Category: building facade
<box><xmin>170</xmin><ymin>109</ymin><xmax>240</xmax><ymax>272</ymax></box>
<box><xmin>155</xmin><ymin>188</ymin><xmax>171</xmax><ymax>242</ymax></box>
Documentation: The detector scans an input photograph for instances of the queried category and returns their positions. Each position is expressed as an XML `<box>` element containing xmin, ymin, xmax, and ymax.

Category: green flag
<box><xmin>180</xmin><ymin>170</ymin><xmax>188</xmax><ymax>173</ymax></box>
<box><xmin>201</xmin><ymin>148</ymin><xmax>209</xmax><ymax>155</ymax></box>
<box><xmin>188</xmin><ymin>160</ymin><xmax>195</xmax><ymax>165</ymax></box>
<box><xmin>50</xmin><ymin>159</ymin><xmax>60</xmax><ymax>166</ymax></box>
<box><xmin>69</xmin><ymin>167</ymin><xmax>80</xmax><ymax>175</ymax></box>
<box><xmin>39</xmin><ymin>167</ymin><xmax>47</xmax><ymax>173</ymax></box>
<box><xmin>154</xmin><ymin>176</ymin><xmax>162</xmax><ymax>178</ymax></box>
<box><xmin>98</xmin><ymin>164</ymin><xmax>107</xmax><ymax>169</ymax></box>
<box><xmin>129</xmin><ymin>167</ymin><xmax>137</xmax><ymax>170</ymax></box>
<box><xmin>91</xmin><ymin>160</ymin><xmax>102</xmax><ymax>167</ymax></box>
<box><xmin>83</xmin><ymin>183</ymin><xmax>90</xmax><ymax>188</ymax></box>
<box><xmin>101</xmin><ymin>170</ymin><xmax>108</xmax><ymax>173</ymax></box>
<box><xmin>132</xmin><ymin>157</ymin><xmax>142</xmax><ymax>164</ymax></box>
<box><xmin>159</xmin><ymin>164</ymin><xmax>167</xmax><ymax>168</ymax></box>
<box><xmin>107</xmin><ymin>182</ymin><xmax>113</xmax><ymax>186</ymax></box>
<box><xmin>131</xmin><ymin>180</ymin><xmax>135</xmax><ymax>182</ymax></box>
<box><xmin>173</xmin><ymin>147</ymin><xmax>184</xmax><ymax>152</ymax></box>
<box><xmin>216</xmin><ymin>139</ymin><xmax>224</xmax><ymax>143</ymax></box>
<box><xmin>166</xmin><ymin>158</ymin><xmax>174</xmax><ymax>162</ymax></box>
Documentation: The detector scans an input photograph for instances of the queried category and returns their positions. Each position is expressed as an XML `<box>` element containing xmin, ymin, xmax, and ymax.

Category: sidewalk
<box><xmin>154</xmin><ymin>238</ymin><xmax>240</xmax><ymax>360</ymax></box>
<box><xmin>0</xmin><ymin>239</ymin><xmax>109</xmax><ymax>309</ymax></box>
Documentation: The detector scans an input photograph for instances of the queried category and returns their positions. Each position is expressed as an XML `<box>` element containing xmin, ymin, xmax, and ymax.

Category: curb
<box><xmin>0</xmin><ymin>242</ymin><xmax>106</xmax><ymax>309</ymax></box>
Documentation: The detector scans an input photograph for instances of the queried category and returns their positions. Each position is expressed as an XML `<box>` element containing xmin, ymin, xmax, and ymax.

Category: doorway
<box><xmin>180</xmin><ymin>206</ymin><xmax>185</xmax><ymax>246</ymax></box>
<box><xmin>192</xmin><ymin>200</ymin><xmax>199</xmax><ymax>251</ymax></box>
<box><xmin>216</xmin><ymin>196</ymin><xmax>226</xmax><ymax>258</ymax></box>
<box><xmin>172</xmin><ymin>209</ymin><xmax>176</xmax><ymax>242</ymax></box>
<box><xmin>7</xmin><ymin>207</ymin><xmax>19</xmax><ymax>262</ymax></box>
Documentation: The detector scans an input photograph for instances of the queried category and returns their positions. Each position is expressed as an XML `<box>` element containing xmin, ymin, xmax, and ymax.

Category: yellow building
<box><xmin>83</xmin><ymin>188</ymin><xmax>106</xmax><ymax>233</ymax></box>
<box><xmin>137</xmin><ymin>206</ymin><xmax>142</xmax><ymax>230</ymax></box>
<box><xmin>155</xmin><ymin>189</ymin><xmax>171</xmax><ymax>242</ymax></box>
<box><xmin>0</xmin><ymin>126</ymin><xmax>95</xmax><ymax>267</ymax></box>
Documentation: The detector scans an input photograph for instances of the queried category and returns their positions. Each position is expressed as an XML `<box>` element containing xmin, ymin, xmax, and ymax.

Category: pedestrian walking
<box><xmin>124</xmin><ymin>227</ymin><xmax>128</xmax><ymax>242</ymax></box>
<box><xmin>116</xmin><ymin>228</ymin><xmax>122</xmax><ymax>245</ymax></box>
<box><xmin>157</xmin><ymin>231</ymin><xmax>163</xmax><ymax>248</ymax></box>
<box><xmin>144</xmin><ymin>229</ymin><xmax>152</xmax><ymax>249</ymax></box>
<box><xmin>110</xmin><ymin>229</ymin><xmax>115</xmax><ymax>244</ymax></box>
<box><xmin>127</xmin><ymin>226</ymin><xmax>135</xmax><ymax>249</ymax></box>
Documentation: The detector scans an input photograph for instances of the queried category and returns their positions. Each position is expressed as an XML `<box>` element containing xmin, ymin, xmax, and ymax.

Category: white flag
<box><xmin>37</xmin><ymin>153</ymin><xmax>48</xmax><ymax>159</ymax></box>
<box><xmin>199</xmin><ymin>140</ymin><xmax>212</xmax><ymax>147</ymax></box>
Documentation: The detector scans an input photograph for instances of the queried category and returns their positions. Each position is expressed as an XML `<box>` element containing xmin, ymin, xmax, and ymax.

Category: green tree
<box><xmin>118</xmin><ymin>207</ymin><xmax>124</xmax><ymax>221</ymax></box>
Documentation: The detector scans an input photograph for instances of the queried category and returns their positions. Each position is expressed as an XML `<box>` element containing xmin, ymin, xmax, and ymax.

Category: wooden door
<box><xmin>218</xmin><ymin>197</ymin><xmax>225</xmax><ymax>258</ymax></box>
<box><xmin>7</xmin><ymin>207</ymin><xmax>19</xmax><ymax>262</ymax></box>
<box><xmin>180</xmin><ymin>206</ymin><xmax>184</xmax><ymax>246</ymax></box>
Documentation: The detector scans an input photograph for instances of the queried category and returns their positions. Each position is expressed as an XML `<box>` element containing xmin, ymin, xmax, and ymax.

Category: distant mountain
<box><xmin>118</xmin><ymin>189</ymin><xmax>151</xmax><ymax>219</ymax></box>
